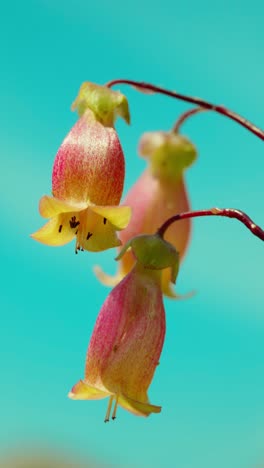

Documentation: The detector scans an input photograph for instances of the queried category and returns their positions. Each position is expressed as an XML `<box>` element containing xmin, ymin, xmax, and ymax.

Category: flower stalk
<box><xmin>172</xmin><ymin>107</ymin><xmax>207</xmax><ymax>133</ymax></box>
<box><xmin>106</xmin><ymin>79</ymin><xmax>264</xmax><ymax>140</ymax></box>
<box><xmin>157</xmin><ymin>207</ymin><xmax>264</xmax><ymax>241</ymax></box>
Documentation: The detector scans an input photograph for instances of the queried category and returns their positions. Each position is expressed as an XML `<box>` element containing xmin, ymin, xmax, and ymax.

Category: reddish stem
<box><xmin>173</xmin><ymin>107</ymin><xmax>207</xmax><ymax>133</ymax></box>
<box><xmin>157</xmin><ymin>208</ymin><xmax>264</xmax><ymax>241</ymax></box>
<box><xmin>106</xmin><ymin>79</ymin><xmax>264</xmax><ymax>141</ymax></box>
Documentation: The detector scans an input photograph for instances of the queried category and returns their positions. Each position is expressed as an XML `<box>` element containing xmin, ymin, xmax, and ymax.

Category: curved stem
<box><xmin>156</xmin><ymin>207</ymin><xmax>264</xmax><ymax>241</ymax></box>
<box><xmin>173</xmin><ymin>107</ymin><xmax>207</xmax><ymax>133</ymax></box>
<box><xmin>106</xmin><ymin>79</ymin><xmax>264</xmax><ymax>141</ymax></box>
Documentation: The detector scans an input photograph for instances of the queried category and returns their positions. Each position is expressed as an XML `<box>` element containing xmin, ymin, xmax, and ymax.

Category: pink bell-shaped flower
<box><xmin>31</xmin><ymin>83</ymin><xmax>131</xmax><ymax>253</ymax></box>
<box><xmin>69</xmin><ymin>234</ymin><xmax>179</xmax><ymax>421</ymax></box>
<box><xmin>96</xmin><ymin>130</ymin><xmax>196</xmax><ymax>294</ymax></box>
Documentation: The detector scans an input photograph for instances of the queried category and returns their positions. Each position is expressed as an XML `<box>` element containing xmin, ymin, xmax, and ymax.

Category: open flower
<box><xmin>69</xmin><ymin>234</ymin><xmax>179</xmax><ymax>421</ymax></box>
<box><xmin>31</xmin><ymin>83</ymin><xmax>131</xmax><ymax>253</ymax></box>
<box><xmin>95</xmin><ymin>130</ymin><xmax>197</xmax><ymax>294</ymax></box>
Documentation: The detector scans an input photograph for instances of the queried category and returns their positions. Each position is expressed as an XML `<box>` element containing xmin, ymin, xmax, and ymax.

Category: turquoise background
<box><xmin>1</xmin><ymin>0</ymin><xmax>264</xmax><ymax>467</ymax></box>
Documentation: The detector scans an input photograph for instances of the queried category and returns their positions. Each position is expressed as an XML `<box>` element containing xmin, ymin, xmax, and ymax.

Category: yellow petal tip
<box><xmin>93</xmin><ymin>265</ymin><xmax>122</xmax><ymax>287</ymax></box>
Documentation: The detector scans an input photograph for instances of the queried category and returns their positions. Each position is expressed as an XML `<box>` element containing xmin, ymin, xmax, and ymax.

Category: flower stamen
<box><xmin>58</xmin><ymin>224</ymin><xmax>63</xmax><ymax>233</ymax></box>
<box><xmin>104</xmin><ymin>395</ymin><xmax>114</xmax><ymax>423</ymax></box>
<box><xmin>69</xmin><ymin>216</ymin><xmax>80</xmax><ymax>229</ymax></box>
<box><xmin>112</xmin><ymin>396</ymin><xmax>119</xmax><ymax>420</ymax></box>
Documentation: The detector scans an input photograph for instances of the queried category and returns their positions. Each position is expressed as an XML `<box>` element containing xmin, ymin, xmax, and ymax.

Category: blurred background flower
<box><xmin>0</xmin><ymin>447</ymin><xmax>106</xmax><ymax>468</ymax></box>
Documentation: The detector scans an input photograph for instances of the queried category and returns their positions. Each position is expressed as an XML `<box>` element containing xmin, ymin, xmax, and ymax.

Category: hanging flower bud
<box><xmin>31</xmin><ymin>83</ymin><xmax>131</xmax><ymax>253</ymax></box>
<box><xmin>69</xmin><ymin>234</ymin><xmax>179</xmax><ymax>421</ymax></box>
<box><xmin>95</xmin><ymin>130</ymin><xmax>196</xmax><ymax>293</ymax></box>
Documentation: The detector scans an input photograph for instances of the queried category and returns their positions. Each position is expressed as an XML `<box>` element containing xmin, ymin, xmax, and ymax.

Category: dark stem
<box><xmin>156</xmin><ymin>208</ymin><xmax>264</xmax><ymax>242</ymax></box>
<box><xmin>106</xmin><ymin>79</ymin><xmax>264</xmax><ymax>141</ymax></box>
<box><xmin>173</xmin><ymin>107</ymin><xmax>208</xmax><ymax>133</ymax></box>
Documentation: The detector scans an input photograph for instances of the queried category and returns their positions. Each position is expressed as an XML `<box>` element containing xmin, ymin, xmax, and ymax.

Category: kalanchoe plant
<box><xmin>31</xmin><ymin>83</ymin><xmax>131</xmax><ymax>253</ymax></box>
<box><xmin>31</xmin><ymin>78</ymin><xmax>264</xmax><ymax>425</ymax></box>
<box><xmin>69</xmin><ymin>234</ymin><xmax>179</xmax><ymax>421</ymax></box>
<box><xmin>95</xmin><ymin>121</ymin><xmax>197</xmax><ymax>297</ymax></box>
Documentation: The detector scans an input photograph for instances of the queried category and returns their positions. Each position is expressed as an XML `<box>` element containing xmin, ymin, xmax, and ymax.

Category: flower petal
<box><xmin>31</xmin><ymin>214</ymin><xmax>76</xmax><ymax>246</ymax></box>
<box><xmin>68</xmin><ymin>380</ymin><xmax>109</xmax><ymax>400</ymax></box>
<box><xmin>39</xmin><ymin>195</ymin><xmax>87</xmax><ymax>219</ymax></box>
<box><xmin>94</xmin><ymin>247</ymin><xmax>135</xmax><ymax>286</ymax></box>
<box><xmin>93</xmin><ymin>265</ymin><xmax>123</xmax><ymax>287</ymax></box>
<box><xmin>85</xmin><ymin>265</ymin><xmax>165</xmax><ymax>405</ymax></box>
<box><xmin>52</xmin><ymin>110</ymin><xmax>125</xmax><ymax>206</ymax></box>
<box><xmin>90</xmin><ymin>205</ymin><xmax>131</xmax><ymax>230</ymax></box>
<box><xmin>76</xmin><ymin>208</ymin><xmax>122</xmax><ymax>252</ymax></box>
<box><xmin>118</xmin><ymin>393</ymin><xmax>161</xmax><ymax>417</ymax></box>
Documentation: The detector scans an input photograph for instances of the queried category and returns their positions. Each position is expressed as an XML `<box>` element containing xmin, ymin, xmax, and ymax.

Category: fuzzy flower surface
<box><xmin>69</xmin><ymin>234</ymin><xmax>179</xmax><ymax>421</ymax></box>
<box><xmin>31</xmin><ymin>83</ymin><xmax>131</xmax><ymax>253</ymax></box>
<box><xmin>96</xmin><ymin>130</ymin><xmax>196</xmax><ymax>294</ymax></box>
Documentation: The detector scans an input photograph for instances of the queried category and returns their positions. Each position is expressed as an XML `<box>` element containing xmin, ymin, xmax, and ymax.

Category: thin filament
<box><xmin>112</xmin><ymin>396</ymin><xmax>119</xmax><ymax>420</ymax></box>
<box><xmin>104</xmin><ymin>395</ymin><xmax>114</xmax><ymax>423</ymax></box>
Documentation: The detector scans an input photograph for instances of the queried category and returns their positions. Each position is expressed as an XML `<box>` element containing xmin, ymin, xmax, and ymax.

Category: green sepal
<box><xmin>116</xmin><ymin>234</ymin><xmax>179</xmax><ymax>283</ymax></box>
<box><xmin>72</xmin><ymin>81</ymin><xmax>130</xmax><ymax>127</ymax></box>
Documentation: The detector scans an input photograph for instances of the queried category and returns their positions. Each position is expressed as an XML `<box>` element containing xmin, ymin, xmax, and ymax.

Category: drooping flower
<box><xmin>69</xmin><ymin>234</ymin><xmax>179</xmax><ymax>421</ymax></box>
<box><xmin>31</xmin><ymin>83</ymin><xmax>131</xmax><ymax>253</ymax></box>
<box><xmin>95</xmin><ymin>130</ymin><xmax>197</xmax><ymax>294</ymax></box>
